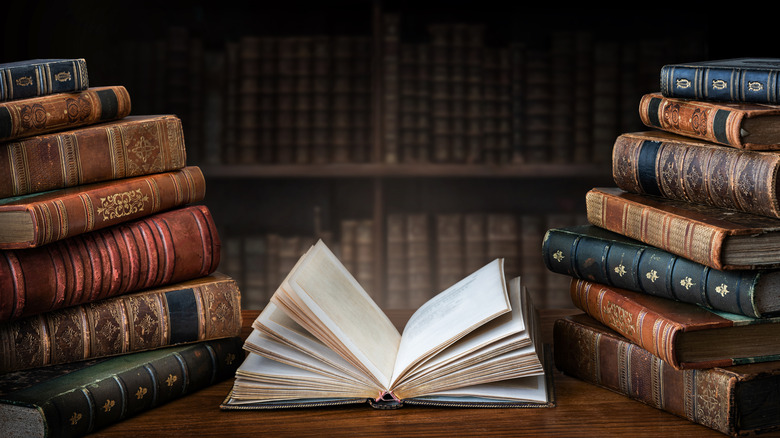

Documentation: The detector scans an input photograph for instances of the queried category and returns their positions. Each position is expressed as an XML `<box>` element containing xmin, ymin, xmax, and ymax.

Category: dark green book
<box><xmin>542</xmin><ymin>224</ymin><xmax>780</xmax><ymax>318</ymax></box>
<box><xmin>0</xmin><ymin>59</ymin><xmax>89</xmax><ymax>102</ymax></box>
<box><xmin>0</xmin><ymin>337</ymin><xmax>244</xmax><ymax>438</ymax></box>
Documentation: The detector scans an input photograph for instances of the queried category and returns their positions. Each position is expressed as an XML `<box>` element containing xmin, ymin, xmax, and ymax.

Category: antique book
<box><xmin>543</xmin><ymin>224</ymin><xmax>780</xmax><ymax>318</ymax></box>
<box><xmin>0</xmin><ymin>204</ymin><xmax>221</xmax><ymax>323</ymax></box>
<box><xmin>0</xmin><ymin>58</ymin><xmax>89</xmax><ymax>102</ymax></box>
<box><xmin>0</xmin><ymin>273</ymin><xmax>242</xmax><ymax>372</ymax></box>
<box><xmin>221</xmin><ymin>240</ymin><xmax>553</xmax><ymax>409</ymax></box>
<box><xmin>0</xmin><ymin>165</ymin><xmax>205</xmax><ymax>249</ymax></box>
<box><xmin>0</xmin><ymin>114</ymin><xmax>187</xmax><ymax>198</ymax></box>
<box><xmin>638</xmin><ymin>92</ymin><xmax>780</xmax><ymax>150</ymax></box>
<box><xmin>570</xmin><ymin>277</ymin><xmax>780</xmax><ymax>370</ymax></box>
<box><xmin>586</xmin><ymin>187</ymin><xmax>780</xmax><ymax>270</ymax></box>
<box><xmin>612</xmin><ymin>130</ymin><xmax>780</xmax><ymax>218</ymax></box>
<box><xmin>554</xmin><ymin>313</ymin><xmax>780</xmax><ymax>436</ymax></box>
<box><xmin>0</xmin><ymin>337</ymin><xmax>244</xmax><ymax>438</ymax></box>
<box><xmin>0</xmin><ymin>86</ymin><xmax>132</xmax><ymax>142</ymax></box>
<box><xmin>660</xmin><ymin>58</ymin><xmax>780</xmax><ymax>104</ymax></box>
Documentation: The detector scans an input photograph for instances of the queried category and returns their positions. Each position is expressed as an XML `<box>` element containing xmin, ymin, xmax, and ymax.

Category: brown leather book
<box><xmin>612</xmin><ymin>130</ymin><xmax>780</xmax><ymax>219</ymax></box>
<box><xmin>554</xmin><ymin>313</ymin><xmax>780</xmax><ymax>437</ymax></box>
<box><xmin>586</xmin><ymin>187</ymin><xmax>780</xmax><ymax>270</ymax></box>
<box><xmin>569</xmin><ymin>277</ymin><xmax>780</xmax><ymax>370</ymax></box>
<box><xmin>0</xmin><ymin>204</ymin><xmax>221</xmax><ymax>323</ymax></box>
<box><xmin>639</xmin><ymin>92</ymin><xmax>780</xmax><ymax>150</ymax></box>
<box><xmin>0</xmin><ymin>166</ymin><xmax>205</xmax><ymax>249</ymax></box>
<box><xmin>0</xmin><ymin>115</ymin><xmax>187</xmax><ymax>198</ymax></box>
<box><xmin>0</xmin><ymin>273</ymin><xmax>241</xmax><ymax>373</ymax></box>
<box><xmin>0</xmin><ymin>86</ymin><xmax>132</xmax><ymax>142</ymax></box>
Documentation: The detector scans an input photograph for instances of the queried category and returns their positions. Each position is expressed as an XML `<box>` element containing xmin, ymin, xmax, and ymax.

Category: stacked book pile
<box><xmin>543</xmin><ymin>58</ymin><xmax>780</xmax><ymax>436</ymax></box>
<box><xmin>0</xmin><ymin>58</ymin><xmax>244</xmax><ymax>438</ymax></box>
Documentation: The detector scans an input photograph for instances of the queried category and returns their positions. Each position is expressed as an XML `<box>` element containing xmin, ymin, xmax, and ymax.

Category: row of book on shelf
<box><xmin>0</xmin><ymin>58</ymin><xmax>245</xmax><ymax>437</ymax></box>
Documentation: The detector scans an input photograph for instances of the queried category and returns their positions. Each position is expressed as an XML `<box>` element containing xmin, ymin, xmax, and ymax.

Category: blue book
<box><xmin>0</xmin><ymin>59</ymin><xmax>89</xmax><ymax>102</ymax></box>
<box><xmin>660</xmin><ymin>58</ymin><xmax>780</xmax><ymax>104</ymax></box>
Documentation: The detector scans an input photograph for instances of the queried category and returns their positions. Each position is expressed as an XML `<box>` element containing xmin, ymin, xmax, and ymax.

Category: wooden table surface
<box><xmin>90</xmin><ymin>309</ymin><xmax>746</xmax><ymax>437</ymax></box>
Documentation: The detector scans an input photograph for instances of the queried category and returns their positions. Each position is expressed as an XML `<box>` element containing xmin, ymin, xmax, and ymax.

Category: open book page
<box><xmin>413</xmin><ymin>375</ymin><xmax>549</xmax><ymax>403</ymax></box>
<box><xmin>390</xmin><ymin>259</ymin><xmax>511</xmax><ymax>388</ymax></box>
<box><xmin>282</xmin><ymin>241</ymin><xmax>401</xmax><ymax>390</ymax></box>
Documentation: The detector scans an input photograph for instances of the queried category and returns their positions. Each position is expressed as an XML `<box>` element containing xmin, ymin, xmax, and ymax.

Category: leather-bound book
<box><xmin>0</xmin><ymin>58</ymin><xmax>89</xmax><ymax>102</ymax></box>
<box><xmin>0</xmin><ymin>86</ymin><xmax>131</xmax><ymax>142</ymax></box>
<box><xmin>0</xmin><ymin>336</ymin><xmax>244</xmax><ymax>438</ymax></box>
<box><xmin>612</xmin><ymin>131</ymin><xmax>780</xmax><ymax>219</ymax></box>
<box><xmin>554</xmin><ymin>313</ymin><xmax>780</xmax><ymax>437</ymax></box>
<box><xmin>586</xmin><ymin>187</ymin><xmax>780</xmax><ymax>270</ymax></box>
<box><xmin>660</xmin><ymin>58</ymin><xmax>780</xmax><ymax>104</ymax></box>
<box><xmin>0</xmin><ymin>165</ymin><xmax>205</xmax><ymax>249</ymax></box>
<box><xmin>0</xmin><ymin>114</ymin><xmax>187</xmax><ymax>198</ymax></box>
<box><xmin>0</xmin><ymin>273</ymin><xmax>241</xmax><ymax>373</ymax></box>
<box><xmin>569</xmin><ymin>277</ymin><xmax>780</xmax><ymax>370</ymax></box>
<box><xmin>0</xmin><ymin>204</ymin><xmax>221</xmax><ymax>323</ymax></box>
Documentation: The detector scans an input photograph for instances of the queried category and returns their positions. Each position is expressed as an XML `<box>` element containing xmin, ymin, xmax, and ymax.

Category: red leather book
<box><xmin>0</xmin><ymin>204</ymin><xmax>221</xmax><ymax>323</ymax></box>
<box><xmin>0</xmin><ymin>86</ymin><xmax>132</xmax><ymax>141</ymax></box>
<box><xmin>0</xmin><ymin>166</ymin><xmax>205</xmax><ymax>249</ymax></box>
<box><xmin>0</xmin><ymin>114</ymin><xmax>187</xmax><ymax>198</ymax></box>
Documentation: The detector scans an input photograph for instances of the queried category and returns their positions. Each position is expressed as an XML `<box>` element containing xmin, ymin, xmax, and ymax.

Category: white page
<box><xmin>416</xmin><ymin>375</ymin><xmax>548</xmax><ymax>403</ymax></box>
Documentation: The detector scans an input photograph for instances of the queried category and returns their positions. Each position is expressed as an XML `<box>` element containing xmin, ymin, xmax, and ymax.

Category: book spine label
<box><xmin>661</xmin><ymin>65</ymin><xmax>780</xmax><ymax>104</ymax></box>
<box><xmin>0</xmin><ymin>59</ymin><xmax>89</xmax><ymax>102</ymax></box>
<box><xmin>612</xmin><ymin>133</ymin><xmax>780</xmax><ymax>218</ymax></box>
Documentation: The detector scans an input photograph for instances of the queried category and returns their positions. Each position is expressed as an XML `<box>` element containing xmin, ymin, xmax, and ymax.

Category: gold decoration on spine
<box><xmin>54</xmin><ymin>71</ymin><xmax>72</xmax><ymax>82</ymax></box>
<box><xmin>748</xmin><ymin>81</ymin><xmax>764</xmax><ymax>92</ymax></box>
<box><xmin>712</xmin><ymin>79</ymin><xmax>727</xmax><ymax>90</ymax></box>
<box><xmin>96</xmin><ymin>188</ymin><xmax>149</xmax><ymax>221</ymax></box>
<box><xmin>15</xmin><ymin>76</ymin><xmax>32</xmax><ymax>87</ymax></box>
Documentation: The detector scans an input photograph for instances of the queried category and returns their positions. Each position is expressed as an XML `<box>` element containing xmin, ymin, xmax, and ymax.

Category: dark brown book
<box><xmin>586</xmin><ymin>187</ymin><xmax>780</xmax><ymax>270</ymax></box>
<box><xmin>570</xmin><ymin>277</ymin><xmax>780</xmax><ymax>370</ymax></box>
<box><xmin>0</xmin><ymin>115</ymin><xmax>187</xmax><ymax>198</ymax></box>
<box><xmin>0</xmin><ymin>86</ymin><xmax>132</xmax><ymax>142</ymax></box>
<box><xmin>0</xmin><ymin>204</ymin><xmax>221</xmax><ymax>323</ymax></box>
<box><xmin>0</xmin><ymin>166</ymin><xmax>205</xmax><ymax>249</ymax></box>
<box><xmin>554</xmin><ymin>313</ymin><xmax>780</xmax><ymax>437</ymax></box>
<box><xmin>0</xmin><ymin>273</ymin><xmax>241</xmax><ymax>373</ymax></box>
<box><xmin>385</xmin><ymin>213</ymin><xmax>407</xmax><ymax>309</ymax></box>
<box><xmin>612</xmin><ymin>130</ymin><xmax>780</xmax><ymax>219</ymax></box>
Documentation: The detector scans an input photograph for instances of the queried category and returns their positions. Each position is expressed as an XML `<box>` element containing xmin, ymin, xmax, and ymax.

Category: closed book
<box><xmin>543</xmin><ymin>224</ymin><xmax>780</xmax><ymax>318</ymax></box>
<box><xmin>586</xmin><ymin>187</ymin><xmax>780</xmax><ymax>270</ymax></box>
<box><xmin>660</xmin><ymin>58</ymin><xmax>780</xmax><ymax>104</ymax></box>
<box><xmin>554</xmin><ymin>313</ymin><xmax>780</xmax><ymax>436</ymax></box>
<box><xmin>0</xmin><ymin>273</ymin><xmax>242</xmax><ymax>373</ymax></box>
<box><xmin>0</xmin><ymin>59</ymin><xmax>89</xmax><ymax>102</ymax></box>
<box><xmin>0</xmin><ymin>114</ymin><xmax>187</xmax><ymax>198</ymax></box>
<box><xmin>0</xmin><ymin>336</ymin><xmax>244</xmax><ymax>438</ymax></box>
<box><xmin>0</xmin><ymin>205</ymin><xmax>221</xmax><ymax>323</ymax></box>
<box><xmin>638</xmin><ymin>92</ymin><xmax>780</xmax><ymax>150</ymax></box>
<box><xmin>0</xmin><ymin>86</ymin><xmax>131</xmax><ymax>142</ymax></box>
<box><xmin>570</xmin><ymin>277</ymin><xmax>780</xmax><ymax>370</ymax></box>
<box><xmin>0</xmin><ymin>165</ymin><xmax>205</xmax><ymax>249</ymax></box>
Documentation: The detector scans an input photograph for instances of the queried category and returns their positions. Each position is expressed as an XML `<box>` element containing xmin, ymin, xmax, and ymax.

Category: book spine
<box><xmin>553</xmin><ymin>316</ymin><xmax>737</xmax><ymax>436</ymax></box>
<box><xmin>0</xmin><ymin>86</ymin><xmax>132</xmax><ymax>141</ymax></box>
<box><xmin>331</xmin><ymin>36</ymin><xmax>354</xmax><ymax>164</ymax></box>
<box><xmin>9</xmin><ymin>166</ymin><xmax>206</xmax><ymax>249</ymax></box>
<box><xmin>660</xmin><ymin>64</ymin><xmax>780</xmax><ymax>104</ymax></box>
<box><xmin>0</xmin><ymin>59</ymin><xmax>89</xmax><ymax>102</ymax></box>
<box><xmin>32</xmin><ymin>337</ymin><xmax>243</xmax><ymax>438</ymax></box>
<box><xmin>550</xmin><ymin>31</ymin><xmax>575</xmax><ymax>164</ymax></box>
<box><xmin>237</xmin><ymin>36</ymin><xmax>261</xmax><ymax>164</ymax></box>
<box><xmin>407</xmin><ymin>213</ymin><xmax>432</xmax><ymax>308</ymax></box>
<box><xmin>381</xmin><ymin>13</ymin><xmax>400</xmax><ymax>164</ymax></box>
<box><xmin>522</xmin><ymin>48</ymin><xmax>551</xmax><ymax>163</ymax></box>
<box><xmin>385</xmin><ymin>213</ymin><xmax>407</xmax><ymax>308</ymax></box>
<box><xmin>463</xmin><ymin>213</ymin><xmax>487</xmax><ymax>273</ymax></box>
<box><xmin>429</xmin><ymin>24</ymin><xmax>451</xmax><ymax>163</ymax></box>
<box><xmin>355</xmin><ymin>219</ymin><xmax>376</xmax><ymax>301</ymax></box>
<box><xmin>311</xmin><ymin>35</ymin><xmax>332</xmax><ymax>164</ymax></box>
<box><xmin>0</xmin><ymin>204</ymin><xmax>221</xmax><ymax>322</ymax></box>
<box><xmin>0</xmin><ymin>115</ymin><xmax>187</xmax><ymax>198</ymax></box>
<box><xmin>542</xmin><ymin>228</ymin><xmax>763</xmax><ymax>317</ymax></box>
<box><xmin>0</xmin><ymin>275</ymin><xmax>242</xmax><ymax>372</ymax></box>
<box><xmin>611</xmin><ymin>133</ymin><xmax>780</xmax><ymax>219</ymax></box>
<box><xmin>435</xmin><ymin>213</ymin><xmax>465</xmax><ymax>292</ymax></box>
<box><xmin>487</xmin><ymin>213</ymin><xmax>519</xmax><ymax>280</ymax></box>
<box><xmin>293</xmin><ymin>37</ymin><xmax>313</xmax><ymax>165</ymax></box>
<box><xmin>585</xmin><ymin>188</ymin><xmax>726</xmax><ymax>270</ymax></box>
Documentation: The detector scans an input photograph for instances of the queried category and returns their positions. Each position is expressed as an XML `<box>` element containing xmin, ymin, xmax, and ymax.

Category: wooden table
<box><xmin>91</xmin><ymin>309</ymin><xmax>737</xmax><ymax>437</ymax></box>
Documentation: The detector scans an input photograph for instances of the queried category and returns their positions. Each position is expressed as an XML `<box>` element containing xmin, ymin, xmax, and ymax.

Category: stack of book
<box><xmin>543</xmin><ymin>58</ymin><xmax>780</xmax><ymax>436</ymax></box>
<box><xmin>0</xmin><ymin>58</ymin><xmax>244</xmax><ymax>438</ymax></box>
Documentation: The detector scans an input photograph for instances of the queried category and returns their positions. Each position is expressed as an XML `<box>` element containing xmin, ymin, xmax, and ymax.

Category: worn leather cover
<box><xmin>0</xmin><ymin>115</ymin><xmax>187</xmax><ymax>198</ymax></box>
<box><xmin>0</xmin><ymin>58</ymin><xmax>89</xmax><ymax>102</ymax></box>
<box><xmin>0</xmin><ymin>204</ymin><xmax>221</xmax><ymax>323</ymax></box>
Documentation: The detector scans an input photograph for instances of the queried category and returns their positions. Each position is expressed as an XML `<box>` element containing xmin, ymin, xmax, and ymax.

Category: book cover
<box><xmin>586</xmin><ymin>187</ymin><xmax>780</xmax><ymax>270</ymax></box>
<box><xmin>0</xmin><ymin>204</ymin><xmax>221</xmax><ymax>323</ymax></box>
<box><xmin>0</xmin><ymin>337</ymin><xmax>244</xmax><ymax>438</ymax></box>
<box><xmin>569</xmin><ymin>277</ymin><xmax>780</xmax><ymax>370</ymax></box>
<box><xmin>660</xmin><ymin>58</ymin><xmax>780</xmax><ymax>104</ymax></box>
<box><xmin>0</xmin><ymin>59</ymin><xmax>89</xmax><ymax>102</ymax></box>
<box><xmin>0</xmin><ymin>273</ymin><xmax>242</xmax><ymax>372</ymax></box>
<box><xmin>0</xmin><ymin>114</ymin><xmax>187</xmax><ymax>198</ymax></box>
<box><xmin>0</xmin><ymin>166</ymin><xmax>205</xmax><ymax>249</ymax></box>
<box><xmin>0</xmin><ymin>86</ymin><xmax>132</xmax><ymax>141</ymax></box>
<box><xmin>554</xmin><ymin>313</ymin><xmax>780</xmax><ymax>436</ymax></box>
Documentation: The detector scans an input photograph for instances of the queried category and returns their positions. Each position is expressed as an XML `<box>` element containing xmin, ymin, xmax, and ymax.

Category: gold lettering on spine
<box><xmin>601</xmin><ymin>300</ymin><xmax>636</xmax><ymax>337</ymax></box>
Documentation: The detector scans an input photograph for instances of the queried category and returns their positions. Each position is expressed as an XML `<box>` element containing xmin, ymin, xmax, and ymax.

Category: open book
<box><xmin>221</xmin><ymin>240</ymin><xmax>553</xmax><ymax>409</ymax></box>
